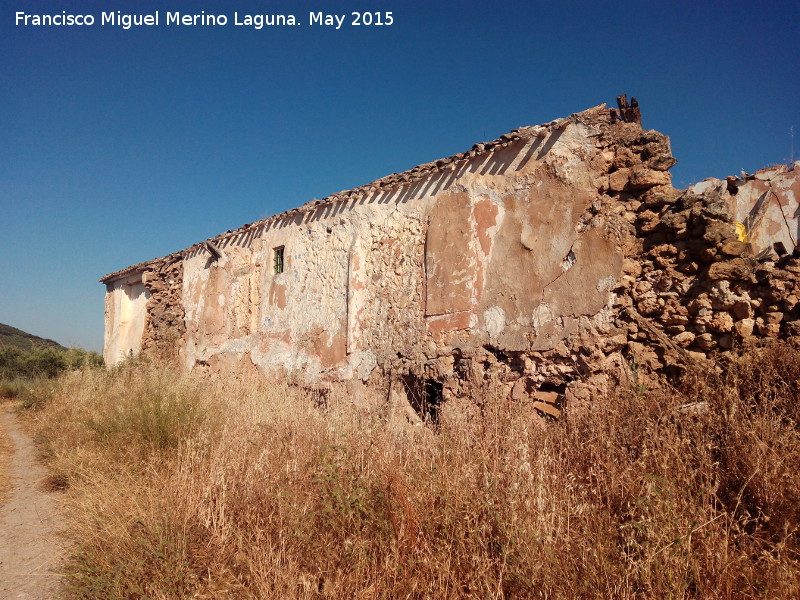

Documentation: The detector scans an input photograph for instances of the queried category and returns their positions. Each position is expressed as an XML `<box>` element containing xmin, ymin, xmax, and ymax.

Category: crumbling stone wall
<box><xmin>141</xmin><ymin>252</ymin><xmax>185</xmax><ymax>359</ymax></box>
<box><xmin>167</xmin><ymin>102</ymin><xmax>638</xmax><ymax>386</ymax></box>
<box><xmin>614</xmin><ymin>182</ymin><xmax>800</xmax><ymax>369</ymax></box>
<box><xmin>401</xmin><ymin>101</ymin><xmax>684</xmax><ymax>412</ymax></box>
<box><xmin>394</xmin><ymin>107</ymin><xmax>800</xmax><ymax>419</ymax></box>
<box><xmin>100</xmin><ymin>97</ymin><xmax>800</xmax><ymax>421</ymax></box>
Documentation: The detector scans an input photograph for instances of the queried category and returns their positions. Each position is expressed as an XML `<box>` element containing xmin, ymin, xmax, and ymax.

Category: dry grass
<box><xmin>22</xmin><ymin>344</ymin><xmax>800</xmax><ymax>599</ymax></box>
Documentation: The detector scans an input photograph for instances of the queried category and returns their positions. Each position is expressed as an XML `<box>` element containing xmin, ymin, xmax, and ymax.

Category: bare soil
<box><xmin>0</xmin><ymin>411</ymin><xmax>12</xmax><ymax>506</ymax></box>
<box><xmin>0</xmin><ymin>405</ymin><xmax>63</xmax><ymax>600</ymax></box>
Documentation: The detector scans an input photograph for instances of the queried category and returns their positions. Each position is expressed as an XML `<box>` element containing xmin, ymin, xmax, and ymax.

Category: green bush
<box><xmin>0</xmin><ymin>346</ymin><xmax>103</xmax><ymax>381</ymax></box>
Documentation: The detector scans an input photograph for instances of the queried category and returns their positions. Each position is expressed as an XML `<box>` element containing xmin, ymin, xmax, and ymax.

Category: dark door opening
<box><xmin>401</xmin><ymin>375</ymin><xmax>443</xmax><ymax>423</ymax></box>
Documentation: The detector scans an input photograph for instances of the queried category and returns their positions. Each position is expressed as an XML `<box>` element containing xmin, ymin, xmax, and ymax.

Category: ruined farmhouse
<box><xmin>101</xmin><ymin>97</ymin><xmax>800</xmax><ymax>415</ymax></box>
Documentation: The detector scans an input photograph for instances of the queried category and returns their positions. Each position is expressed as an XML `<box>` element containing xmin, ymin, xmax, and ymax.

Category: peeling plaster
<box><xmin>101</xmin><ymin>103</ymin><xmax>800</xmax><ymax>400</ymax></box>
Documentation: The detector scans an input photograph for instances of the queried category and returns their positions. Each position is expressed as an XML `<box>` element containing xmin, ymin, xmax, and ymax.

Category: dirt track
<box><xmin>0</xmin><ymin>406</ymin><xmax>63</xmax><ymax>600</ymax></box>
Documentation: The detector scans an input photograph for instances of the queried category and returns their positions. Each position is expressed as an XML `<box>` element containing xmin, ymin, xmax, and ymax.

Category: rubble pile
<box><xmin>616</xmin><ymin>188</ymin><xmax>800</xmax><ymax>367</ymax></box>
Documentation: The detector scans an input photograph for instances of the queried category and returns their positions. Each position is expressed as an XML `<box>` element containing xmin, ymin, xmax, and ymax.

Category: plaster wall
<box><xmin>103</xmin><ymin>273</ymin><xmax>150</xmax><ymax>364</ymax></box>
<box><xmin>178</xmin><ymin>110</ymin><xmax>627</xmax><ymax>382</ymax></box>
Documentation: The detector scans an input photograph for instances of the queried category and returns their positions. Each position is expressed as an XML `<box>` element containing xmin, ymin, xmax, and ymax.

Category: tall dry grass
<box><xmin>25</xmin><ymin>345</ymin><xmax>800</xmax><ymax>599</ymax></box>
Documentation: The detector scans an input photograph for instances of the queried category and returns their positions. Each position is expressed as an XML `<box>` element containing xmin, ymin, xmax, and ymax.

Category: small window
<box><xmin>273</xmin><ymin>246</ymin><xmax>285</xmax><ymax>274</ymax></box>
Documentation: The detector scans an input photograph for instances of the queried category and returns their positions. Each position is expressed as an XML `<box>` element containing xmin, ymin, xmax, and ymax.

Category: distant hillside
<box><xmin>0</xmin><ymin>323</ymin><xmax>66</xmax><ymax>351</ymax></box>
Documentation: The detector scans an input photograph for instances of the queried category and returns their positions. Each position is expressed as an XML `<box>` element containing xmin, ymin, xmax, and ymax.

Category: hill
<box><xmin>0</xmin><ymin>323</ymin><xmax>66</xmax><ymax>352</ymax></box>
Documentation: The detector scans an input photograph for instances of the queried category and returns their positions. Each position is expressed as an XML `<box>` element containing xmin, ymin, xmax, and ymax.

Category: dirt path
<box><xmin>0</xmin><ymin>406</ymin><xmax>63</xmax><ymax>600</ymax></box>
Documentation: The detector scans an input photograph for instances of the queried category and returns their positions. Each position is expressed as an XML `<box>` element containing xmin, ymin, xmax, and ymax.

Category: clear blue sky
<box><xmin>2</xmin><ymin>0</ymin><xmax>798</xmax><ymax>351</ymax></box>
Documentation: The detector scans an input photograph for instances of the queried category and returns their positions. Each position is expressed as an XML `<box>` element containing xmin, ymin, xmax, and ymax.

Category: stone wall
<box><xmin>168</xmin><ymin>103</ymin><xmax>643</xmax><ymax>388</ymax></box>
<box><xmin>100</xmin><ymin>98</ymin><xmax>800</xmax><ymax>419</ymax></box>
<box><xmin>437</xmin><ymin>168</ymin><xmax>800</xmax><ymax>416</ymax></box>
<box><xmin>141</xmin><ymin>252</ymin><xmax>185</xmax><ymax>359</ymax></box>
<box><xmin>614</xmin><ymin>174</ymin><xmax>800</xmax><ymax>370</ymax></box>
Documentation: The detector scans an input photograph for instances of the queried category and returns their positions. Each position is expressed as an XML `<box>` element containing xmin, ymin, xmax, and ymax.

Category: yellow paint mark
<box><xmin>734</xmin><ymin>222</ymin><xmax>748</xmax><ymax>243</ymax></box>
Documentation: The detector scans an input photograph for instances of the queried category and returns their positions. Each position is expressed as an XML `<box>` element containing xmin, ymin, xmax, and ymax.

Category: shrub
<box><xmin>0</xmin><ymin>380</ymin><xmax>24</xmax><ymax>399</ymax></box>
<box><xmin>0</xmin><ymin>346</ymin><xmax>103</xmax><ymax>381</ymax></box>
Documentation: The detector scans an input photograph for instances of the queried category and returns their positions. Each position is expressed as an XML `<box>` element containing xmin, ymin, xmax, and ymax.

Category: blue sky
<box><xmin>2</xmin><ymin>0</ymin><xmax>798</xmax><ymax>351</ymax></box>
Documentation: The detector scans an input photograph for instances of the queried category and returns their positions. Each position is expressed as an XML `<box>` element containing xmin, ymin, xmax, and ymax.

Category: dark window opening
<box><xmin>402</xmin><ymin>375</ymin><xmax>443</xmax><ymax>423</ymax></box>
<box><xmin>273</xmin><ymin>246</ymin><xmax>285</xmax><ymax>274</ymax></box>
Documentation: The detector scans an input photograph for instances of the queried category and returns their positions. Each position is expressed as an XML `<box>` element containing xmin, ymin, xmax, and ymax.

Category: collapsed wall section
<box><xmin>613</xmin><ymin>165</ymin><xmax>800</xmax><ymax>378</ymax></box>
<box><xmin>477</xmin><ymin>160</ymin><xmax>800</xmax><ymax>414</ymax></box>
